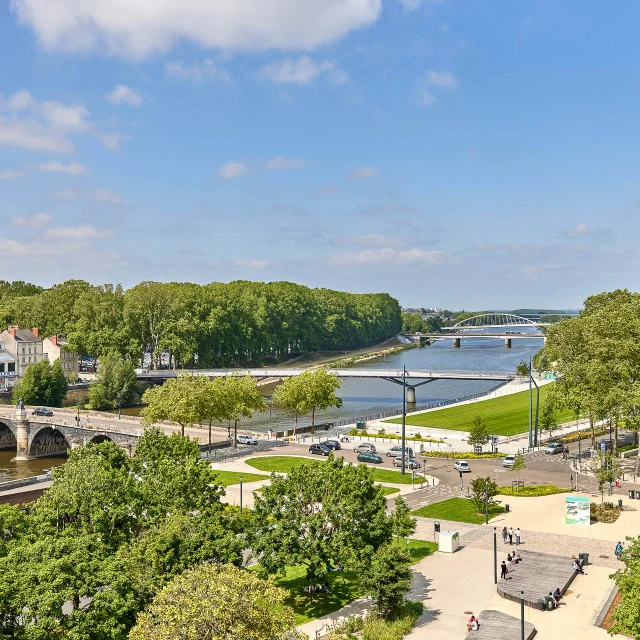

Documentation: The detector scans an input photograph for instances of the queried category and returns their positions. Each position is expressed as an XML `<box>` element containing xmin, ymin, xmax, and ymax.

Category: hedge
<box><xmin>420</xmin><ymin>451</ymin><xmax>504</xmax><ymax>459</ymax></box>
<box><xmin>498</xmin><ymin>485</ymin><xmax>571</xmax><ymax>497</ymax></box>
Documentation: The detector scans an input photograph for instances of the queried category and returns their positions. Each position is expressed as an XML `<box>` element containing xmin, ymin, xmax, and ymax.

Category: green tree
<box><xmin>129</xmin><ymin>563</ymin><xmax>304</xmax><ymax>640</ymax></box>
<box><xmin>252</xmin><ymin>455</ymin><xmax>393</xmax><ymax>587</ymax></box>
<box><xmin>610</xmin><ymin>535</ymin><xmax>640</xmax><ymax>638</ymax></box>
<box><xmin>467</xmin><ymin>414</ymin><xmax>490</xmax><ymax>449</ymax></box>
<box><xmin>510</xmin><ymin>452</ymin><xmax>527</xmax><ymax>489</ymax></box>
<box><xmin>12</xmin><ymin>358</ymin><xmax>67</xmax><ymax>407</ymax></box>
<box><xmin>470</xmin><ymin>476</ymin><xmax>499</xmax><ymax>513</ymax></box>
<box><xmin>272</xmin><ymin>375</ymin><xmax>308</xmax><ymax>436</ymax></box>
<box><xmin>590</xmin><ymin>451</ymin><xmax>621</xmax><ymax>504</ymax></box>
<box><xmin>539</xmin><ymin>398</ymin><xmax>559</xmax><ymax>440</ymax></box>
<box><xmin>141</xmin><ymin>373</ymin><xmax>204</xmax><ymax>437</ymax></box>
<box><xmin>515</xmin><ymin>360</ymin><xmax>531</xmax><ymax>376</ymax></box>
<box><xmin>361</xmin><ymin>542</ymin><xmax>413</xmax><ymax>617</ymax></box>
<box><xmin>88</xmin><ymin>351</ymin><xmax>138</xmax><ymax>410</ymax></box>
<box><xmin>215</xmin><ymin>375</ymin><xmax>266</xmax><ymax>447</ymax></box>
<box><xmin>390</xmin><ymin>497</ymin><xmax>417</xmax><ymax>539</ymax></box>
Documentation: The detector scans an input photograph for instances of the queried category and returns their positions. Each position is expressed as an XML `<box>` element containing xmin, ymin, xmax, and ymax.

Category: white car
<box><xmin>453</xmin><ymin>460</ymin><xmax>471</xmax><ymax>473</ymax></box>
<box><xmin>237</xmin><ymin>434</ymin><xmax>258</xmax><ymax>445</ymax></box>
<box><xmin>503</xmin><ymin>454</ymin><xmax>516</xmax><ymax>468</ymax></box>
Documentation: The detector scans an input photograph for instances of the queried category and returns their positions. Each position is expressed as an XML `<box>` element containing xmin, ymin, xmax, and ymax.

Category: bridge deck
<box><xmin>136</xmin><ymin>368</ymin><xmax>515</xmax><ymax>381</ymax></box>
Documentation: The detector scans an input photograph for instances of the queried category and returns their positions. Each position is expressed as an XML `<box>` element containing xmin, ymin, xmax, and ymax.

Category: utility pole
<box><xmin>520</xmin><ymin>591</ymin><xmax>525</xmax><ymax>640</ymax></box>
<box><xmin>485</xmin><ymin>477</ymin><xmax>489</xmax><ymax>524</ymax></box>
<box><xmin>401</xmin><ymin>365</ymin><xmax>406</xmax><ymax>476</ymax></box>
<box><xmin>528</xmin><ymin>356</ymin><xmax>533</xmax><ymax>449</ymax></box>
<box><xmin>493</xmin><ymin>527</ymin><xmax>497</xmax><ymax>584</ymax></box>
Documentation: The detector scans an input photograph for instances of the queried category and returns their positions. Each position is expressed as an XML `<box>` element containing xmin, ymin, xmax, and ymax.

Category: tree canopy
<box><xmin>12</xmin><ymin>358</ymin><xmax>67</xmax><ymax>406</ymax></box>
<box><xmin>88</xmin><ymin>352</ymin><xmax>138</xmax><ymax>410</ymax></box>
<box><xmin>0</xmin><ymin>279</ymin><xmax>402</xmax><ymax>368</ymax></box>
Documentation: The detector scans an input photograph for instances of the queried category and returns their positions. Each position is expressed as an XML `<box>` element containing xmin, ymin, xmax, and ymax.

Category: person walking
<box><xmin>502</xmin><ymin>526</ymin><xmax>508</xmax><ymax>544</ymax></box>
<box><xmin>508</xmin><ymin>527</ymin><xmax>514</xmax><ymax>545</ymax></box>
<box><xmin>515</xmin><ymin>528</ymin><xmax>521</xmax><ymax>545</ymax></box>
<box><xmin>500</xmin><ymin>561</ymin><xmax>508</xmax><ymax>581</ymax></box>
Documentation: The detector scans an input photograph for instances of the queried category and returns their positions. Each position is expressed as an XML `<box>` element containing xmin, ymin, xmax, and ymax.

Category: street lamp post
<box><xmin>239</xmin><ymin>476</ymin><xmax>243</xmax><ymax>512</ymax></box>
<box><xmin>493</xmin><ymin>527</ymin><xmax>497</xmax><ymax>584</ymax></box>
<box><xmin>485</xmin><ymin>477</ymin><xmax>489</xmax><ymax>524</ymax></box>
<box><xmin>401</xmin><ymin>365</ymin><xmax>406</xmax><ymax>476</ymax></box>
<box><xmin>520</xmin><ymin>591</ymin><xmax>525</xmax><ymax>640</ymax></box>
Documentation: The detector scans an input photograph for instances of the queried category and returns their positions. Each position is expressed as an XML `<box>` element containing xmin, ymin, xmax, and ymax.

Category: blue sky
<box><xmin>1</xmin><ymin>0</ymin><xmax>639</xmax><ymax>309</ymax></box>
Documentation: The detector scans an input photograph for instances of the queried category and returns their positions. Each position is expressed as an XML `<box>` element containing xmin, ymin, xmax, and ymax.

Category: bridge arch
<box><xmin>451</xmin><ymin>313</ymin><xmax>538</xmax><ymax>330</ymax></box>
<box><xmin>29</xmin><ymin>426</ymin><xmax>70</xmax><ymax>458</ymax></box>
<box><xmin>0</xmin><ymin>421</ymin><xmax>17</xmax><ymax>450</ymax></box>
<box><xmin>88</xmin><ymin>434</ymin><xmax>113</xmax><ymax>445</ymax></box>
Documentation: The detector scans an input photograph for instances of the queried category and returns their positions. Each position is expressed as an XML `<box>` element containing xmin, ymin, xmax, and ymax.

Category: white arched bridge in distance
<box><xmin>450</xmin><ymin>313</ymin><xmax>543</xmax><ymax>330</ymax></box>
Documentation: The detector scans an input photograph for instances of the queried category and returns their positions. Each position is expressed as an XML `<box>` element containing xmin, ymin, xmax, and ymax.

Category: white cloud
<box><xmin>35</xmin><ymin>161</ymin><xmax>89</xmax><ymax>175</ymax></box>
<box><xmin>217</xmin><ymin>161</ymin><xmax>249</xmax><ymax>179</ymax></box>
<box><xmin>49</xmin><ymin>189</ymin><xmax>77</xmax><ymax>200</ymax></box>
<box><xmin>45</xmin><ymin>225</ymin><xmax>115</xmax><ymax>240</ymax></box>
<box><xmin>0</xmin><ymin>89</ymin><xmax>126</xmax><ymax>152</ymax></box>
<box><xmin>262</xmin><ymin>56</ymin><xmax>348</xmax><ymax>85</ymax></box>
<box><xmin>12</xmin><ymin>0</ymin><xmax>381</xmax><ymax>58</ymax></box>
<box><xmin>347</xmin><ymin>166</ymin><xmax>378</xmax><ymax>180</ymax></box>
<box><xmin>165</xmin><ymin>59</ymin><xmax>231</xmax><ymax>83</ymax></box>
<box><xmin>329</xmin><ymin>247</ymin><xmax>461</xmax><ymax>266</ymax></box>
<box><xmin>417</xmin><ymin>70</ymin><xmax>457</xmax><ymax>105</ymax></box>
<box><xmin>90</xmin><ymin>188</ymin><xmax>122</xmax><ymax>204</ymax></box>
<box><xmin>567</xmin><ymin>223</ymin><xmax>589</xmax><ymax>237</ymax></box>
<box><xmin>107</xmin><ymin>84</ymin><xmax>142</xmax><ymax>106</ymax></box>
<box><xmin>11</xmin><ymin>213</ymin><xmax>51</xmax><ymax>228</ymax></box>
<box><xmin>235</xmin><ymin>259</ymin><xmax>269</xmax><ymax>269</ymax></box>
<box><xmin>354</xmin><ymin>233</ymin><xmax>404</xmax><ymax>247</ymax></box>
<box><xmin>265</xmin><ymin>157</ymin><xmax>306</xmax><ymax>170</ymax></box>
<box><xmin>520</xmin><ymin>264</ymin><xmax>564</xmax><ymax>280</ymax></box>
<box><xmin>0</xmin><ymin>169</ymin><xmax>26</xmax><ymax>179</ymax></box>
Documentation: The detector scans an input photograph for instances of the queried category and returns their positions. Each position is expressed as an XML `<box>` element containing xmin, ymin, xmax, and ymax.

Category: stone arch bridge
<box><xmin>0</xmin><ymin>412</ymin><xmax>139</xmax><ymax>460</ymax></box>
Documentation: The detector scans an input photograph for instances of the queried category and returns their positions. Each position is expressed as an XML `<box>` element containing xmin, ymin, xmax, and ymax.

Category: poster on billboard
<box><xmin>565</xmin><ymin>496</ymin><xmax>590</xmax><ymax>525</ymax></box>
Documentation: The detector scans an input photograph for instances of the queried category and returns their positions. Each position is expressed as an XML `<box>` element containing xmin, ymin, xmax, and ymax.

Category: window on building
<box><xmin>22</xmin><ymin>347</ymin><xmax>25</xmax><ymax>354</ymax></box>
<box><xmin>8</xmin><ymin>363</ymin><xmax>15</xmax><ymax>372</ymax></box>
<box><xmin>0</xmin><ymin>364</ymin><xmax>4</xmax><ymax>372</ymax></box>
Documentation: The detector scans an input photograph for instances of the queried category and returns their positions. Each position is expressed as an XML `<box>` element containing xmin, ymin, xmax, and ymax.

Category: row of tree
<box><xmin>0</xmin><ymin>430</ymin><xmax>416</xmax><ymax>639</ymax></box>
<box><xmin>401</xmin><ymin>311</ymin><xmax>443</xmax><ymax>333</ymax></box>
<box><xmin>0</xmin><ymin>279</ymin><xmax>402</xmax><ymax>368</ymax></box>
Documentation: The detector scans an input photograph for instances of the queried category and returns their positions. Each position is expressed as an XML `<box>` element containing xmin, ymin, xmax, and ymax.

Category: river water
<box><xmin>0</xmin><ymin>331</ymin><xmax>544</xmax><ymax>479</ymax></box>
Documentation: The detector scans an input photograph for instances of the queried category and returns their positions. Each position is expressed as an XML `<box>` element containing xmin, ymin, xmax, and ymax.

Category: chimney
<box><xmin>31</xmin><ymin>327</ymin><xmax>39</xmax><ymax>338</ymax></box>
<box><xmin>8</xmin><ymin>325</ymin><xmax>17</xmax><ymax>339</ymax></box>
<box><xmin>51</xmin><ymin>335</ymin><xmax>58</xmax><ymax>346</ymax></box>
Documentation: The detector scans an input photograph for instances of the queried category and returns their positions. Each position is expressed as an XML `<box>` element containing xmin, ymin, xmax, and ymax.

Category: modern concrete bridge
<box><xmin>403</xmin><ymin>332</ymin><xmax>547</xmax><ymax>347</ymax></box>
<box><xmin>0</xmin><ymin>406</ymin><xmax>139</xmax><ymax>460</ymax></box>
<box><xmin>136</xmin><ymin>368</ymin><xmax>517</xmax><ymax>403</ymax></box>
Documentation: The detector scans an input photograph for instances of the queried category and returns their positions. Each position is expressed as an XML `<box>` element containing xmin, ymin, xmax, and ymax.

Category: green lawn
<box><xmin>412</xmin><ymin>497</ymin><xmax>506</xmax><ymax>524</ymax></box>
<box><xmin>386</xmin><ymin>382</ymin><xmax>574</xmax><ymax>436</ymax></box>
<box><xmin>245</xmin><ymin>456</ymin><xmax>426</xmax><ymax>485</ymax></box>
<box><xmin>253</xmin><ymin>539</ymin><xmax>436</xmax><ymax>624</ymax></box>
<box><xmin>211</xmin><ymin>470</ymin><xmax>269</xmax><ymax>486</ymax></box>
<box><xmin>379</xmin><ymin>486</ymin><xmax>401</xmax><ymax>496</ymax></box>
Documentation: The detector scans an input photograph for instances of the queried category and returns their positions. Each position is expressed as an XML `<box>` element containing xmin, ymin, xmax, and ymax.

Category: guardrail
<box><xmin>0</xmin><ymin>473</ymin><xmax>51</xmax><ymax>493</ymax></box>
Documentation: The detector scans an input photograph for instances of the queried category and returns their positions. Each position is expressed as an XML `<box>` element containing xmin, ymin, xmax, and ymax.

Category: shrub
<box><xmin>347</xmin><ymin>430</ymin><xmax>443</xmax><ymax>444</ymax></box>
<box><xmin>498</xmin><ymin>485</ymin><xmax>570</xmax><ymax>497</ymax></box>
<box><xmin>421</xmin><ymin>451</ymin><xmax>503</xmax><ymax>459</ymax></box>
<box><xmin>590</xmin><ymin>501</ymin><xmax>621</xmax><ymax>523</ymax></box>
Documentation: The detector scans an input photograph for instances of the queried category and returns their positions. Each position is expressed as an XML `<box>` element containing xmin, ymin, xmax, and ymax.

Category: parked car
<box><xmin>236</xmin><ymin>434</ymin><xmax>258</xmax><ymax>445</ymax></box>
<box><xmin>309</xmin><ymin>443</ymin><xmax>332</xmax><ymax>456</ymax></box>
<box><xmin>453</xmin><ymin>460</ymin><xmax>471</xmax><ymax>472</ymax></box>
<box><xmin>323</xmin><ymin>439</ymin><xmax>341</xmax><ymax>450</ymax></box>
<box><xmin>354</xmin><ymin>443</ymin><xmax>376</xmax><ymax>453</ymax></box>
<box><xmin>503</xmin><ymin>454</ymin><xmax>516</xmax><ymax>468</ymax></box>
<box><xmin>32</xmin><ymin>407</ymin><xmax>53</xmax><ymax>417</ymax></box>
<box><xmin>545</xmin><ymin>442</ymin><xmax>565</xmax><ymax>455</ymax></box>
<box><xmin>393</xmin><ymin>456</ymin><xmax>421</xmax><ymax>469</ymax></box>
<box><xmin>357</xmin><ymin>451</ymin><xmax>383</xmax><ymax>464</ymax></box>
<box><xmin>386</xmin><ymin>445</ymin><xmax>414</xmax><ymax>458</ymax></box>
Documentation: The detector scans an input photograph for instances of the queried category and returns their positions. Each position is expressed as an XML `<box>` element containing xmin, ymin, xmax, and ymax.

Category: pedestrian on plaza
<box><xmin>615</xmin><ymin>477</ymin><xmax>620</xmax><ymax>489</ymax></box>
<box><xmin>502</xmin><ymin>526</ymin><xmax>508</xmax><ymax>544</ymax></box>
<box><xmin>515</xmin><ymin>528</ymin><xmax>521</xmax><ymax>545</ymax></box>
<box><xmin>500</xmin><ymin>561</ymin><xmax>508</xmax><ymax>580</ymax></box>
<box><xmin>508</xmin><ymin>526</ymin><xmax>514</xmax><ymax>545</ymax></box>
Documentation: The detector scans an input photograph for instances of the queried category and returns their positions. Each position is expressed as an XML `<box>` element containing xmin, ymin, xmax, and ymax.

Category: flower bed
<box><xmin>420</xmin><ymin>451</ymin><xmax>503</xmax><ymax>459</ymax></box>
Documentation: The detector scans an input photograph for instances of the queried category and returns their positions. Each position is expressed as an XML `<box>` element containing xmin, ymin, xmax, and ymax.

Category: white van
<box><xmin>386</xmin><ymin>445</ymin><xmax>414</xmax><ymax>458</ymax></box>
<box><xmin>503</xmin><ymin>454</ymin><xmax>515</xmax><ymax>468</ymax></box>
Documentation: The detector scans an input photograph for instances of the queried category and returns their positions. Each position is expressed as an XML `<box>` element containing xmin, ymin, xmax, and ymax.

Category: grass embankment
<box><xmin>211</xmin><ymin>470</ymin><xmax>269</xmax><ymax>486</ymax></box>
<box><xmin>386</xmin><ymin>382</ymin><xmax>574</xmax><ymax>436</ymax></box>
<box><xmin>498</xmin><ymin>485</ymin><xmax>570</xmax><ymax>497</ymax></box>
<box><xmin>245</xmin><ymin>456</ymin><xmax>427</xmax><ymax>485</ymax></box>
<box><xmin>256</xmin><ymin>540</ymin><xmax>436</xmax><ymax>624</ymax></box>
<box><xmin>412</xmin><ymin>497</ymin><xmax>505</xmax><ymax>524</ymax></box>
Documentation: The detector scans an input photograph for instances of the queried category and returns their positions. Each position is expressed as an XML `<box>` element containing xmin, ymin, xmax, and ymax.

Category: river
<box><xmin>0</xmin><ymin>331</ymin><xmax>544</xmax><ymax>479</ymax></box>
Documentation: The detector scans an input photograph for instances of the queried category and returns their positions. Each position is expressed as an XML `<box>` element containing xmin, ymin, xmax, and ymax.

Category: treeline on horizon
<box><xmin>0</xmin><ymin>280</ymin><xmax>402</xmax><ymax>368</ymax></box>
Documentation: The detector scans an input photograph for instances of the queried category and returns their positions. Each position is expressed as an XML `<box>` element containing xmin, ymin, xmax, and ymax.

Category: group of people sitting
<box><xmin>500</xmin><ymin>551</ymin><xmax>523</xmax><ymax>580</ymax></box>
<box><xmin>545</xmin><ymin>587</ymin><xmax>563</xmax><ymax>609</ymax></box>
<box><xmin>571</xmin><ymin>558</ymin><xmax>585</xmax><ymax>574</ymax></box>
<box><xmin>507</xmin><ymin>551</ymin><xmax>522</xmax><ymax>564</ymax></box>
<box><xmin>303</xmin><ymin>583</ymin><xmax>329</xmax><ymax>595</ymax></box>
<box><xmin>466</xmin><ymin>614</ymin><xmax>480</xmax><ymax>631</ymax></box>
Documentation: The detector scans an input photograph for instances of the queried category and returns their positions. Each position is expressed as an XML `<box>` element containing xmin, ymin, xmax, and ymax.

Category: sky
<box><xmin>1</xmin><ymin>0</ymin><xmax>640</xmax><ymax>309</ymax></box>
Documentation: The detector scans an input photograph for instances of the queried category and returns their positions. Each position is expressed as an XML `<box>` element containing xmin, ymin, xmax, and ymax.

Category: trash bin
<box><xmin>546</xmin><ymin>597</ymin><xmax>555</xmax><ymax>611</ymax></box>
<box><xmin>505</xmin><ymin>504</ymin><xmax>510</xmax><ymax>512</ymax></box>
<box><xmin>434</xmin><ymin>520</ymin><xmax>440</xmax><ymax>533</ymax></box>
<box><xmin>636</xmin><ymin>491</ymin><xmax>640</xmax><ymax>500</ymax></box>
<box><xmin>629</xmin><ymin>489</ymin><xmax>636</xmax><ymax>500</ymax></box>
<box><xmin>537</xmin><ymin>599</ymin><xmax>545</xmax><ymax>611</ymax></box>
<box><xmin>618</xmin><ymin>499</ymin><xmax>623</xmax><ymax>509</ymax></box>
<box><xmin>579</xmin><ymin>552</ymin><xmax>589</xmax><ymax>566</ymax></box>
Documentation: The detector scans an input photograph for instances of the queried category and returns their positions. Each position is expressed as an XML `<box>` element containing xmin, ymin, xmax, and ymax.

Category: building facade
<box><xmin>0</xmin><ymin>326</ymin><xmax>45</xmax><ymax>379</ymax></box>
<box><xmin>0</xmin><ymin>348</ymin><xmax>17</xmax><ymax>390</ymax></box>
<box><xmin>43</xmin><ymin>335</ymin><xmax>78</xmax><ymax>379</ymax></box>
